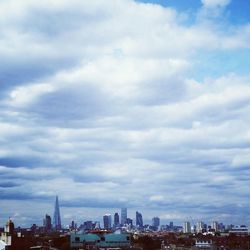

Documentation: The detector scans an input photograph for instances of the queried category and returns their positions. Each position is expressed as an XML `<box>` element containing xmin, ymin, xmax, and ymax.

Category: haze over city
<box><xmin>0</xmin><ymin>0</ymin><xmax>250</xmax><ymax>227</ymax></box>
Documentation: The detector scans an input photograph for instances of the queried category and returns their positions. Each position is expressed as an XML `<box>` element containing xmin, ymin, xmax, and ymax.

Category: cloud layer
<box><xmin>0</xmin><ymin>0</ymin><xmax>250</xmax><ymax>227</ymax></box>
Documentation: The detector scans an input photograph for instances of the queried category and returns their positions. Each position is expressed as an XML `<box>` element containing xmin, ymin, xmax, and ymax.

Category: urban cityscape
<box><xmin>0</xmin><ymin>196</ymin><xmax>250</xmax><ymax>249</ymax></box>
<box><xmin>1</xmin><ymin>0</ymin><xmax>250</xmax><ymax>249</ymax></box>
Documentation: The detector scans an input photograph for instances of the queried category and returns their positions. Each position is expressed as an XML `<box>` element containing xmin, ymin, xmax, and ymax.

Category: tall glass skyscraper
<box><xmin>53</xmin><ymin>196</ymin><xmax>62</xmax><ymax>230</ymax></box>
<box><xmin>43</xmin><ymin>214</ymin><xmax>52</xmax><ymax>232</ymax></box>
<box><xmin>152</xmin><ymin>217</ymin><xmax>160</xmax><ymax>228</ymax></box>
<box><xmin>136</xmin><ymin>211</ymin><xmax>143</xmax><ymax>228</ymax></box>
<box><xmin>183</xmin><ymin>221</ymin><xmax>191</xmax><ymax>233</ymax></box>
<box><xmin>114</xmin><ymin>212</ymin><xmax>119</xmax><ymax>227</ymax></box>
<box><xmin>103</xmin><ymin>214</ymin><xmax>112</xmax><ymax>229</ymax></box>
<box><xmin>121</xmin><ymin>208</ymin><xmax>127</xmax><ymax>226</ymax></box>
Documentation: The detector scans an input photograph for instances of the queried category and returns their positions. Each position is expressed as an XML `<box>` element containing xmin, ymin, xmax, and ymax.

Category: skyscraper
<box><xmin>197</xmin><ymin>221</ymin><xmax>204</xmax><ymax>233</ymax></box>
<box><xmin>103</xmin><ymin>214</ymin><xmax>112</xmax><ymax>229</ymax></box>
<box><xmin>152</xmin><ymin>217</ymin><xmax>160</xmax><ymax>228</ymax></box>
<box><xmin>121</xmin><ymin>208</ymin><xmax>127</xmax><ymax>226</ymax></box>
<box><xmin>43</xmin><ymin>214</ymin><xmax>52</xmax><ymax>232</ymax></box>
<box><xmin>183</xmin><ymin>221</ymin><xmax>191</xmax><ymax>233</ymax></box>
<box><xmin>212</xmin><ymin>221</ymin><xmax>219</xmax><ymax>232</ymax></box>
<box><xmin>136</xmin><ymin>211</ymin><xmax>143</xmax><ymax>228</ymax></box>
<box><xmin>114</xmin><ymin>212</ymin><xmax>119</xmax><ymax>227</ymax></box>
<box><xmin>126</xmin><ymin>218</ymin><xmax>133</xmax><ymax>226</ymax></box>
<box><xmin>53</xmin><ymin>196</ymin><xmax>62</xmax><ymax>230</ymax></box>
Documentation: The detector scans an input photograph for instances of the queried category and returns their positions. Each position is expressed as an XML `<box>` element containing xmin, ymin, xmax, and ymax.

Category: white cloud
<box><xmin>8</xmin><ymin>84</ymin><xmax>54</xmax><ymax>107</ymax></box>
<box><xmin>149</xmin><ymin>195</ymin><xmax>165</xmax><ymax>202</ymax></box>
<box><xmin>201</xmin><ymin>0</ymin><xmax>231</xmax><ymax>8</ymax></box>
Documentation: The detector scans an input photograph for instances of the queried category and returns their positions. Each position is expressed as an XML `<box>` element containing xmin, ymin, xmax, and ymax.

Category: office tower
<box><xmin>103</xmin><ymin>214</ymin><xmax>112</xmax><ymax>229</ymax></box>
<box><xmin>126</xmin><ymin>218</ymin><xmax>133</xmax><ymax>226</ymax></box>
<box><xmin>43</xmin><ymin>214</ymin><xmax>52</xmax><ymax>232</ymax></box>
<box><xmin>53</xmin><ymin>196</ymin><xmax>62</xmax><ymax>230</ymax></box>
<box><xmin>136</xmin><ymin>211</ymin><xmax>143</xmax><ymax>228</ymax></box>
<box><xmin>219</xmin><ymin>222</ymin><xmax>225</xmax><ymax>232</ymax></box>
<box><xmin>152</xmin><ymin>217</ymin><xmax>160</xmax><ymax>228</ymax></box>
<box><xmin>197</xmin><ymin>221</ymin><xmax>204</xmax><ymax>233</ymax></box>
<box><xmin>121</xmin><ymin>208</ymin><xmax>127</xmax><ymax>226</ymax></box>
<box><xmin>71</xmin><ymin>220</ymin><xmax>76</xmax><ymax>230</ymax></box>
<box><xmin>193</xmin><ymin>224</ymin><xmax>197</xmax><ymax>233</ymax></box>
<box><xmin>183</xmin><ymin>221</ymin><xmax>191</xmax><ymax>233</ymax></box>
<box><xmin>212</xmin><ymin>221</ymin><xmax>219</xmax><ymax>232</ymax></box>
<box><xmin>83</xmin><ymin>221</ymin><xmax>94</xmax><ymax>231</ymax></box>
<box><xmin>114</xmin><ymin>212</ymin><xmax>119</xmax><ymax>227</ymax></box>
<box><xmin>169</xmin><ymin>221</ymin><xmax>174</xmax><ymax>229</ymax></box>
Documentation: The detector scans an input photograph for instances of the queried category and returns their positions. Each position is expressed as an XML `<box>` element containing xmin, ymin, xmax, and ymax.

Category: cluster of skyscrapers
<box><xmin>102</xmin><ymin>209</ymin><xmax>147</xmax><ymax>230</ymax></box>
<box><xmin>103</xmin><ymin>208</ymin><xmax>160</xmax><ymax>229</ymax></box>
<box><xmin>42</xmin><ymin>196</ymin><xmax>62</xmax><ymax>232</ymax></box>
<box><xmin>183</xmin><ymin>221</ymin><xmax>231</xmax><ymax>234</ymax></box>
<box><xmin>41</xmin><ymin>196</ymin><xmax>246</xmax><ymax>236</ymax></box>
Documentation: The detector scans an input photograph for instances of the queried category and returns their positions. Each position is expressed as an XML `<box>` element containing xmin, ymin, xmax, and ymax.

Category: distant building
<box><xmin>30</xmin><ymin>224</ymin><xmax>37</xmax><ymax>234</ymax></box>
<box><xmin>126</xmin><ymin>218</ymin><xmax>133</xmax><ymax>226</ymax></box>
<box><xmin>152</xmin><ymin>217</ymin><xmax>160</xmax><ymax>228</ymax></box>
<box><xmin>229</xmin><ymin>225</ymin><xmax>249</xmax><ymax>235</ymax></box>
<box><xmin>136</xmin><ymin>211</ymin><xmax>143</xmax><ymax>228</ymax></box>
<box><xmin>197</xmin><ymin>221</ymin><xmax>205</xmax><ymax>233</ymax></box>
<box><xmin>94</xmin><ymin>221</ymin><xmax>100</xmax><ymax>229</ymax></box>
<box><xmin>0</xmin><ymin>219</ymin><xmax>32</xmax><ymax>249</ymax></box>
<box><xmin>218</xmin><ymin>222</ymin><xmax>225</xmax><ymax>232</ymax></box>
<box><xmin>211</xmin><ymin>221</ymin><xmax>219</xmax><ymax>232</ymax></box>
<box><xmin>195</xmin><ymin>238</ymin><xmax>213</xmax><ymax>248</ymax></box>
<box><xmin>53</xmin><ymin>196</ymin><xmax>62</xmax><ymax>230</ymax></box>
<box><xmin>83</xmin><ymin>221</ymin><xmax>94</xmax><ymax>231</ymax></box>
<box><xmin>183</xmin><ymin>221</ymin><xmax>191</xmax><ymax>234</ymax></box>
<box><xmin>121</xmin><ymin>208</ymin><xmax>127</xmax><ymax>226</ymax></box>
<box><xmin>114</xmin><ymin>212</ymin><xmax>119</xmax><ymax>227</ymax></box>
<box><xmin>103</xmin><ymin>214</ymin><xmax>112</xmax><ymax>230</ymax></box>
<box><xmin>1</xmin><ymin>219</ymin><xmax>14</xmax><ymax>246</ymax></box>
<box><xmin>43</xmin><ymin>214</ymin><xmax>52</xmax><ymax>232</ymax></box>
<box><xmin>70</xmin><ymin>220</ymin><xmax>76</xmax><ymax>230</ymax></box>
<box><xmin>70</xmin><ymin>231</ymin><xmax>131</xmax><ymax>249</ymax></box>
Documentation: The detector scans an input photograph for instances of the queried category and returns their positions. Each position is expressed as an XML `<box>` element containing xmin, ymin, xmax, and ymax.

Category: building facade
<box><xmin>136</xmin><ymin>211</ymin><xmax>143</xmax><ymax>228</ymax></box>
<box><xmin>43</xmin><ymin>214</ymin><xmax>52</xmax><ymax>232</ymax></box>
<box><xmin>211</xmin><ymin>221</ymin><xmax>219</xmax><ymax>232</ymax></box>
<box><xmin>70</xmin><ymin>231</ymin><xmax>131</xmax><ymax>249</ymax></box>
<box><xmin>152</xmin><ymin>217</ymin><xmax>160</xmax><ymax>228</ymax></box>
<box><xmin>121</xmin><ymin>208</ymin><xmax>127</xmax><ymax>226</ymax></box>
<box><xmin>197</xmin><ymin>221</ymin><xmax>205</xmax><ymax>233</ymax></box>
<box><xmin>53</xmin><ymin>196</ymin><xmax>62</xmax><ymax>230</ymax></box>
<box><xmin>114</xmin><ymin>212</ymin><xmax>119</xmax><ymax>227</ymax></box>
<box><xmin>183</xmin><ymin>221</ymin><xmax>191</xmax><ymax>233</ymax></box>
<box><xmin>103</xmin><ymin>214</ymin><xmax>112</xmax><ymax>230</ymax></box>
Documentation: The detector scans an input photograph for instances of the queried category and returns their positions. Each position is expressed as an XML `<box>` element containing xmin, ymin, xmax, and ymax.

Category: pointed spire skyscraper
<box><xmin>53</xmin><ymin>195</ymin><xmax>61</xmax><ymax>230</ymax></box>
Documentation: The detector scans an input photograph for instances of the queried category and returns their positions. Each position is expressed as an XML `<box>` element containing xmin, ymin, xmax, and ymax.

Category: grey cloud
<box><xmin>30</xmin><ymin>85</ymin><xmax>114</xmax><ymax>124</ymax></box>
<box><xmin>0</xmin><ymin>182</ymin><xmax>20</xmax><ymax>188</ymax></box>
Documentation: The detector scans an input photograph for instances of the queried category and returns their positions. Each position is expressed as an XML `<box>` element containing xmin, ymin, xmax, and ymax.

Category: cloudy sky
<box><xmin>1</xmin><ymin>0</ymin><xmax>250</xmax><ymax>227</ymax></box>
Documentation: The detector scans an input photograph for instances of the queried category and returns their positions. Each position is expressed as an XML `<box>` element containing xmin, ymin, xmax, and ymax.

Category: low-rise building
<box><xmin>229</xmin><ymin>225</ymin><xmax>249</xmax><ymax>235</ymax></box>
<box><xmin>70</xmin><ymin>230</ymin><xmax>131</xmax><ymax>249</ymax></box>
<box><xmin>195</xmin><ymin>239</ymin><xmax>213</xmax><ymax>249</ymax></box>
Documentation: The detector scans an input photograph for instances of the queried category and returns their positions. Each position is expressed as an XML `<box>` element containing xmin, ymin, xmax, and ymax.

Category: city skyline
<box><xmin>0</xmin><ymin>198</ymin><xmax>245</xmax><ymax>230</ymax></box>
<box><xmin>0</xmin><ymin>0</ymin><xmax>250</xmax><ymax>227</ymax></box>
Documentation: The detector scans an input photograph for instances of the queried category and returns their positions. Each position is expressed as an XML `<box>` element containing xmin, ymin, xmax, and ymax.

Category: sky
<box><xmin>0</xmin><ymin>0</ymin><xmax>250</xmax><ymax>228</ymax></box>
